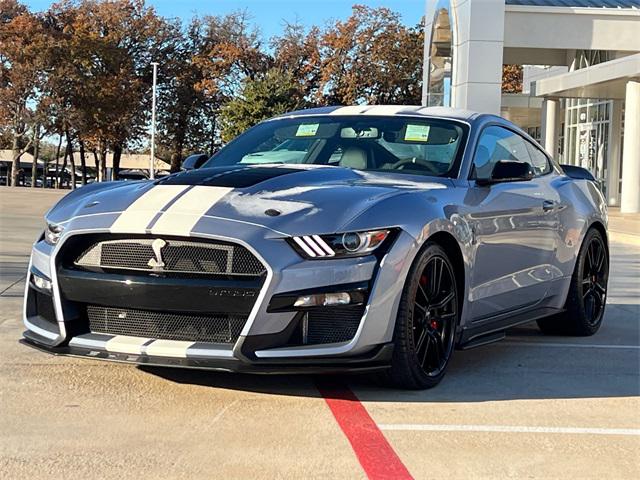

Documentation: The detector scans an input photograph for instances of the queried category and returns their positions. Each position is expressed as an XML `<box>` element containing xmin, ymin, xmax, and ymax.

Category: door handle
<box><xmin>542</xmin><ymin>200</ymin><xmax>556</xmax><ymax>212</ymax></box>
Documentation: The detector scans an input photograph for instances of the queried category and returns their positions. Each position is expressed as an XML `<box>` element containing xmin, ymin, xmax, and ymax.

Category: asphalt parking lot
<box><xmin>1</xmin><ymin>188</ymin><xmax>639</xmax><ymax>479</ymax></box>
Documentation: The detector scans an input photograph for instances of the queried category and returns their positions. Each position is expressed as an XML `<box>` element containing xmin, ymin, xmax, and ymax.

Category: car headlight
<box><xmin>289</xmin><ymin>229</ymin><xmax>391</xmax><ymax>259</ymax></box>
<box><xmin>44</xmin><ymin>222</ymin><xmax>64</xmax><ymax>245</ymax></box>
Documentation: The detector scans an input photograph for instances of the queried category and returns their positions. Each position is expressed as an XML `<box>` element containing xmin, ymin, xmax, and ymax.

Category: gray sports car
<box><xmin>22</xmin><ymin>106</ymin><xmax>609</xmax><ymax>389</ymax></box>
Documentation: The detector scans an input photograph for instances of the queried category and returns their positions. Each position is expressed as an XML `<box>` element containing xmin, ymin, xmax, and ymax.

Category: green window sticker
<box><xmin>295</xmin><ymin>123</ymin><xmax>320</xmax><ymax>137</ymax></box>
<box><xmin>404</xmin><ymin>124</ymin><xmax>430</xmax><ymax>142</ymax></box>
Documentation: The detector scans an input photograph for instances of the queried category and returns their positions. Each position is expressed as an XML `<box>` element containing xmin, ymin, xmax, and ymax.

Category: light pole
<box><xmin>150</xmin><ymin>62</ymin><xmax>159</xmax><ymax>180</ymax></box>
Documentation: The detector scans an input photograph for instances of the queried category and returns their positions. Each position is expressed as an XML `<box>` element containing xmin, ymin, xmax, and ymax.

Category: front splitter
<box><xmin>20</xmin><ymin>333</ymin><xmax>393</xmax><ymax>375</ymax></box>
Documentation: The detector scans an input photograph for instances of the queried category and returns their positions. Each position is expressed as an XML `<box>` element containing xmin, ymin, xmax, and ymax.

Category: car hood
<box><xmin>49</xmin><ymin>165</ymin><xmax>451</xmax><ymax>236</ymax></box>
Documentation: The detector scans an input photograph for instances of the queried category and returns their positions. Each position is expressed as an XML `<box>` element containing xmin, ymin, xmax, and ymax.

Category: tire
<box><xmin>537</xmin><ymin>228</ymin><xmax>609</xmax><ymax>336</ymax></box>
<box><xmin>383</xmin><ymin>242</ymin><xmax>460</xmax><ymax>389</ymax></box>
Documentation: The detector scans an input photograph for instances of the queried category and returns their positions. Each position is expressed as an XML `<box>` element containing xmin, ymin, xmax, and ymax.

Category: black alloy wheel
<box><xmin>537</xmin><ymin>228</ymin><xmax>609</xmax><ymax>336</ymax></box>
<box><xmin>412</xmin><ymin>255</ymin><xmax>458</xmax><ymax>377</ymax></box>
<box><xmin>581</xmin><ymin>233</ymin><xmax>608</xmax><ymax>326</ymax></box>
<box><xmin>386</xmin><ymin>242</ymin><xmax>460</xmax><ymax>389</ymax></box>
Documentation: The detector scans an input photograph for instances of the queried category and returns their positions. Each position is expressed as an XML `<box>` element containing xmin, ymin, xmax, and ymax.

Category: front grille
<box><xmin>74</xmin><ymin>238</ymin><xmax>266</xmax><ymax>277</ymax></box>
<box><xmin>87</xmin><ymin>305</ymin><xmax>247</xmax><ymax>344</ymax></box>
<box><xmin>305</xmin><ymin>306</ymin><xmax>364</xmax><ymax>345</ymax></box>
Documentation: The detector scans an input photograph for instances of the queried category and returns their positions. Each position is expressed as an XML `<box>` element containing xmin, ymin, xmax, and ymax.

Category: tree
<box><xmin>271</xmin><ymin>21</ymin><xmax>322</xmax><ymax>102</ymax></box>
<box><xmin>156</xmin><ymin>11</ymin><xmax>271</xmax><ymax>172</ymax></box>
<box><xmin>0</xmin><ymin>1</ymin><xmax>51</xmax><ymax>186</ymax></box>
<box><xmin>155</xmin><ymin>18</ymin><xmax>219</xmax><ymax>173</ymax></box>
<box><xmin>319</xmin><ymin>5</ymin><xmax>423</xmax><ymax>105</ymax></box>
<box><xmin>502</xmin><ymin>65</ymin><xmax>523</xmax><ymax>93</ymax></box>
<box><xmin>219</xmin><ymin>69</ymin><xmax>305</xmax><ymax>142</ymax></box>
<box><xmin>195</xmin><ymin>11</ymin><xmax>271</xmax><ymax>101</ymax></box>
<box><xmin>45</xmin><ymin>0</ymin><xmax>168</xmax><ymax>182</ymax></box>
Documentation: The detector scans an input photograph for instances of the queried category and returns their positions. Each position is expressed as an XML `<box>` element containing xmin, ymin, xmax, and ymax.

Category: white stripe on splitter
<box><xmin>150</xmin><ymin>185</ymin><xmax>233</xmax><ymax>236</ymax></box>
<box><xmin>105</xmin><ymin>335</ymin><xmax>151</xmax><ymax>355</ymax></box>
<box><xmin>110</xmin><ymin>185</ymin><xmax>190</xmax><ymax>233</ymax></box>
<box><xmin>145</xmin><ymin>340</ymin><xmax>194</xmax><ymax>358</ymax></box>
<box><xmin>377</xmin><ymin>424</ymin><xmax>640</xmax><ymax>436</ymax></box>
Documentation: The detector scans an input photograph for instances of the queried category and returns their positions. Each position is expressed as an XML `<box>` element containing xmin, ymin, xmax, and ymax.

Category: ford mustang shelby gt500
<box><xmin>22</xmin><ymin>106</ymin><xmax>609</xmax><ymax>389</ymax></box>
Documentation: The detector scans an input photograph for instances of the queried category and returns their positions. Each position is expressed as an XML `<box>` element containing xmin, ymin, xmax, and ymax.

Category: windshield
<box><xmin>203</xmin><ymin>115</ymin><xmax>467</xmax><ymax>177</ymax></box>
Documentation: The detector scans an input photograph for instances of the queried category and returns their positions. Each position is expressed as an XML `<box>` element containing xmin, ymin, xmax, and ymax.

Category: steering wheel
<box><xmin>391</xmin><ymin>157</ymin><xmax>440</xmax><ymax>175</ymax></box>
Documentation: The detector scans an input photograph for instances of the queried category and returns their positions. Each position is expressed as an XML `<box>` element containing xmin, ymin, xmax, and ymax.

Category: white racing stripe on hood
<box><xmin>110</xmin><ymin>185</ymin><xmax>190</xmax><ymax>233</ymax></box>
<box><xmin>150</xmin><ymin>185</ymin><xmax>233</xmax><ymax>236</ymax></box>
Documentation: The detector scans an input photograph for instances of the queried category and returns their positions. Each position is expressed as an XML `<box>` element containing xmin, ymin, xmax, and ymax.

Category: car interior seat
<box><xmin>339</xmin><ymin>146</ymin><xmax>369</xmax><ymax>170</ymax></box>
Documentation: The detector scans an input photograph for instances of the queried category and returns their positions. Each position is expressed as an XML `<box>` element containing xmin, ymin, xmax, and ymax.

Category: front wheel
<box><xmin>537</xmin><ymin>228</ymin><xmax>609</xmax><ymax>336</ymax></box>
<box><xmin>385</xmin><ymin>242</ymin><xmax>460</xmax><ymax>389</ymax></box>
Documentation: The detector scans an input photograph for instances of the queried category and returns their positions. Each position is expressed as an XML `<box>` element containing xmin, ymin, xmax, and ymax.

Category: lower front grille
<box><xmin>305</xmin><ymin>306</ymin><xmax>364</xmax><ymax>345</ymax></box>
<box><xmin>86</xmin><ymin>305</ymin><xmax>247</xmax><ymax>344</ymax></box>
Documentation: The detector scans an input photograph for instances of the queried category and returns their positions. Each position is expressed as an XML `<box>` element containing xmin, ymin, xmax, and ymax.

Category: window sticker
<box><xmin>295</xmin><ymin>123</ymin><xmax>320</xmax><ymax>137</ymax></box>
<box><xmin>404</xmin><ymin>124</ymin><xmax>430</xmax><ymax>142</ymax></box>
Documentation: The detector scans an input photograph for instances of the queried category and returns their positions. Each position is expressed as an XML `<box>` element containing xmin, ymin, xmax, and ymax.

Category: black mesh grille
<box><xmin>75</xmin><ymin>238</ymin><xmax>265</xmax><ymax>276</ymax></box>
<box><xmin>306</xmin><ymin>306</ymin><xmax>364</xmax><ymax>345</ymax></box>
<box><xmin>35</xmin><ymin>291</ymin><xmax>57</xmax><ymax>326</ymax></box>
<box><xmin>86</xmin><ymin>305</ymin><xmax>247</xmax><ymax>344</ymax></box>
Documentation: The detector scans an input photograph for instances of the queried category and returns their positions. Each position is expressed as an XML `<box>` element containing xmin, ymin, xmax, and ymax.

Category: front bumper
<box><xmin>23</xmin><ymin>216</ymin><xmax>417</xmax><ymax>372</ymax></box>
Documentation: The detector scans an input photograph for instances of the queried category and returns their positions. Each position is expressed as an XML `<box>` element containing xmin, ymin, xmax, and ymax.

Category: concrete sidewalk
<box><xmin>609</xmin><ymin>207</ymin><xmax>640</xmax><ymax>245</ymax></box>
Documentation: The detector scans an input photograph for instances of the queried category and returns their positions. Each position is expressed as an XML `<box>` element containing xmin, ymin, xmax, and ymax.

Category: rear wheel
<box><xmin>385</xmin><ymin>242</ymin><xmax>460</xmax><ymax>389</ymax></box>
<box><xmin>537</xmin><ymin>228</ymin><xmax>608</xmax><ymax>336</ymax></box>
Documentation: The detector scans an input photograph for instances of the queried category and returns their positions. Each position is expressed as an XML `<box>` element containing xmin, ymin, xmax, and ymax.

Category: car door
<box><xmin>463</xmin><ymin>125</ymin><xmax>559</xmax><ymax>321</ymax></box>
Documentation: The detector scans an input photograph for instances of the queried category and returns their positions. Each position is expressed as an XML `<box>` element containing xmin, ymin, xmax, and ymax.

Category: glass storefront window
<box><xmin>426</xmin><ymin>0</ymin><xmax>453</xmax><ymax>107</ymax></box>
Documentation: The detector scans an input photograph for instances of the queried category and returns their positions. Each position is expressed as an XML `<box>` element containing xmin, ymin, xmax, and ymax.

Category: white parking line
<box><xmin>378</xmin><ymin>424</ymin><xmax>640</xmax><ymax>436</ymax></box>
<box><xmin>500</xmin><ymin>341</ymin><xmax>640</xmax><ymax>350</ymax></box>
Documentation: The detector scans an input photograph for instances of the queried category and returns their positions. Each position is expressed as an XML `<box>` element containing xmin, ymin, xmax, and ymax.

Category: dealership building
<box><xmin>423</xmin><ymin>0</ymin><xmax>640</xmax><ymax>212</ymax></box>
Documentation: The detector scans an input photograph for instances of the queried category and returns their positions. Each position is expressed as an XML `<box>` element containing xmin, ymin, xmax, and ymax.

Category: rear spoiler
<box><xmin>560</xmin><ymin>165</ymin><xmax>596</xmax><ymax>182</ymax></box>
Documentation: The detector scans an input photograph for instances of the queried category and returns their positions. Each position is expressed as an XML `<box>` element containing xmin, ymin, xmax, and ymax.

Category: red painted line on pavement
<box><xmin>316</xmin><ymin>379</ymin><xmax>413</xmax><ymax>480</ymax></box>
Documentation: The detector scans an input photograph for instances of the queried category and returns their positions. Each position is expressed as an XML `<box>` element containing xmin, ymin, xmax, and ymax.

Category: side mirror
<box><xmin>181</xmin><ymin>153</ymin><xmax>209</xmax><ymax>171</ymax></box>
<box><xmin>476</xmin><ymin>160</ymin><xmax>534</xmax><ymax>186</ymax></box>
<box><xmin>560</xmin><ymin>164</ymin><xmax>596</xmax><ymax>182</ymax></box>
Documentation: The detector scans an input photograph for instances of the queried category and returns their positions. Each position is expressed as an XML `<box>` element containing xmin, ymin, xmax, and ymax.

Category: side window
<box><xmin>472</xmin><ymin>126</ymin><xmax>533</xmax><ymax>180</ymax></box>
<box><xmin>525</xmin><ymin>142</ymin><xmax>552</xmax><ymax>176</ymax></box>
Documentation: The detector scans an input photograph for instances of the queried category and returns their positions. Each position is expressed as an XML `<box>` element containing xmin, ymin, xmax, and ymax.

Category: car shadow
<box><xmin>139</xmin><ymin>312</ymin><xmax>640</xmax><ymax>403</ymax></box>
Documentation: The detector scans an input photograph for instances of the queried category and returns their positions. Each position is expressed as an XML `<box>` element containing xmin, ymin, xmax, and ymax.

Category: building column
<box><xmin>541</xmin><ymin>98</ymin><xmax>560</xmax><ymax>157</ymax></box>
<box><xmin>607</xmin><ymin>100</ymin><xmax>623</xmax><ymax>206</ymax></box>
<box><xmin>423</xmin><ymin>0</ymin><xmax>505</xmax><ymax>114</ymax></box>
<box><xmin>620</xmin><ymin>81</ymin><xmax>640</xmax><ymax>214</ymax></box>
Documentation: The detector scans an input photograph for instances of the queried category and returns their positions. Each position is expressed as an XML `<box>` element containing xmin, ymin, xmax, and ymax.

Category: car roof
<box><xmin>272</xmin><ymin>105</ymin><xmax>498</xmax><ymax>123</ymax></box>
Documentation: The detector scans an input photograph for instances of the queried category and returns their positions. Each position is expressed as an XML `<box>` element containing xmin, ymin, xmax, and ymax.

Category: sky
<box><xmin>25</xmin><ymin>0</ymin><xmax>426</xmax><ymax>39</ymax></box>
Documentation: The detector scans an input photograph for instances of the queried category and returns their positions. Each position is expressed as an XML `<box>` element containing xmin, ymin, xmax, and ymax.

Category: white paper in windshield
<box><xmin>404</xmin><ymin>124</ymin><xmax>430</xmax><ymax>142</ymax></box>
<box><xmin>295</xmin><ymin>123</ymin><xmax>320</xmax><ymax>137</ymax></box>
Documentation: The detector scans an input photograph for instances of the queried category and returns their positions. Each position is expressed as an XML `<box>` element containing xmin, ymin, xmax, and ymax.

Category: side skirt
<box><xmin>458</xmin><ymin>306</ymin><xmax>564</xmax><ymax>350</ymax></box>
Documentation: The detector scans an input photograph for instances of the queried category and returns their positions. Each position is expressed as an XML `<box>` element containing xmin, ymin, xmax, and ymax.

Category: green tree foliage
<box><xmin>219</xmin><ymin>69</ymin><xmax>305</xmax><ymax>142</ymax></box>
